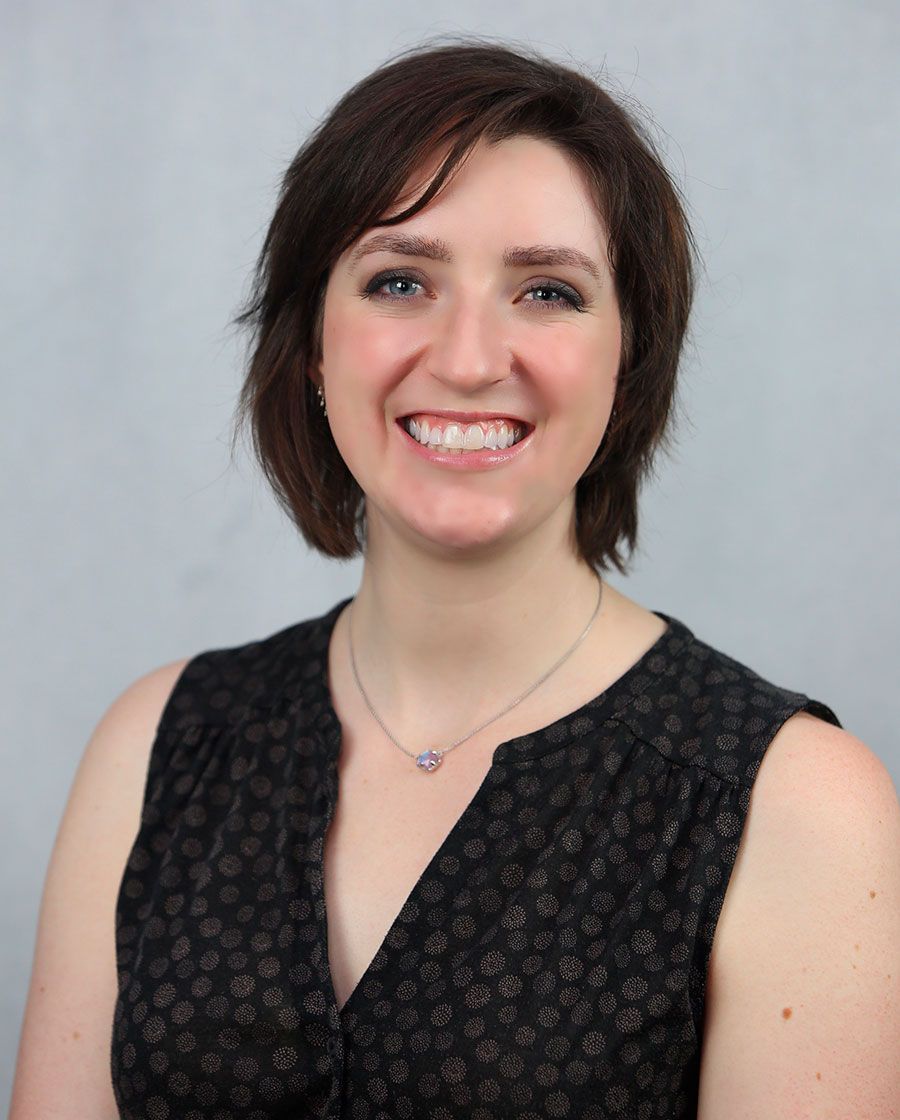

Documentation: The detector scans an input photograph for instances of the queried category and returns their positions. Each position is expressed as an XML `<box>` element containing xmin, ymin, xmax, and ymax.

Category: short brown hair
<box><xmin>232</xmin><ymin>35</ymin><xmax>699</xmax><ymax>574</ymax></box>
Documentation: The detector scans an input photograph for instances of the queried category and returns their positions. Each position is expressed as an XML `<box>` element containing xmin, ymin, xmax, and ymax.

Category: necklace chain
<box><xmin>347</xmin><ymin>574</ymin><xmax>604</xmax><ymax>771</ymax></box>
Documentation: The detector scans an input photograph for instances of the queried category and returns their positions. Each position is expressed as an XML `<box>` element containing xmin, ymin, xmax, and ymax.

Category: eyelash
<box><xmin>360</xmin><ymin>269</ymin><xmax>587</xmax><ymax>312</ymax></box>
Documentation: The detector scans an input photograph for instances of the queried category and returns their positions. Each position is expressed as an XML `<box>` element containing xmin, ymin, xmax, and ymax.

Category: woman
<box><xmin>12</xmin><ymin>36</ymin><xmax>899</xmax><ymax>1119</ymax></box>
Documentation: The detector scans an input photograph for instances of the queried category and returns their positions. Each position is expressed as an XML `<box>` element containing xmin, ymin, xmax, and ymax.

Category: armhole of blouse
<box><xmin>154</xmin><ymin>649</ymin><xmax>217</xmax><ymax>738</ymax></box>
<box><xmin>140</xmin><ymin>650</ymin><xmax>218</xmax><ymax>797</ymax></box>
<box><xmin>690</xmin><ymin>689</ymin><xmax>842</xmax><ymax>1044</ymax></box>
<box><xmin>795</xmin><ymin>694</ymin><xmax>843</xmax><ymax>730</ymax></box>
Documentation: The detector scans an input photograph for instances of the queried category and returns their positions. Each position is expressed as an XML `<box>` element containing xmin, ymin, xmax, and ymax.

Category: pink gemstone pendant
<box><xmin>416</xmin><ymin>749</ymin><xmax>443</xmax><ymax>773</ymax></box>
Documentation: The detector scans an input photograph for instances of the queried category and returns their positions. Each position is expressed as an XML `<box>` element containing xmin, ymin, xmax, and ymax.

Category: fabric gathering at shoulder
<box><xmin>152</xmin><ymin>614</ymin><xmax>325</xmax><ymax>737</ymax></box>
<box><xmin>603</xmin><ymin>616</ymin><xmax>843</xmax><ymax>793</ymax></box>
<box><xmin>137</xmin><ymin>620</ymin><xmax>314</xmax><ymax>806</ymax></box>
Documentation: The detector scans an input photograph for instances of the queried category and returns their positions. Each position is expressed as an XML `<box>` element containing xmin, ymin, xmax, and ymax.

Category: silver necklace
<box><xmin>347</xmin><ymin>574</ymin><xmax>604</xmax><ymax>772</ymax></box>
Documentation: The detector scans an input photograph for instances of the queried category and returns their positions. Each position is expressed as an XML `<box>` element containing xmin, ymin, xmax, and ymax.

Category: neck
<box><xmin>344</xmin><ymin>526</ymin><xmax>605</xmax><ymax>736</ymax></box>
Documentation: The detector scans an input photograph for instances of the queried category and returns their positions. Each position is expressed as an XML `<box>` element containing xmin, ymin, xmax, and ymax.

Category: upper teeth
<box><xmin>404</xmin><ymin>416</ymin><xmax>525</xmax><ymax>451</ymax></box>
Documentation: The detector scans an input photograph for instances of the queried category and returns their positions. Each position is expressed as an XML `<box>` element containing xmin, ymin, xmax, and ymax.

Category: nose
<box><xmin>425</xmin><ymin>291</ymin><xmax>511</xmax><ymax>395</ymax></box>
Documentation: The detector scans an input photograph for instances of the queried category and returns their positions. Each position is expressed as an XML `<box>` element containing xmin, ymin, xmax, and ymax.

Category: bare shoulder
<box><xmin>750</xmin><ymin>709</ymin><xmax>895</xmax><ymax>813</ymax></box>
<box><xmin>9</xmin><ymin>656</ymin><xmax>191</xmax><ymax>1119</ymax></box>
<box><xmin>697</xmin><ymin>710</ymin><xmax>900</xmax><ymax>1117</ymax></box>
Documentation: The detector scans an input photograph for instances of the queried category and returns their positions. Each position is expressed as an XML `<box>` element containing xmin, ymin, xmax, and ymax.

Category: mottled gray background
<box><xmin>3</xmin><ymin>0</ymin><xmax>898</xmax><ymax>1103</ymax></box>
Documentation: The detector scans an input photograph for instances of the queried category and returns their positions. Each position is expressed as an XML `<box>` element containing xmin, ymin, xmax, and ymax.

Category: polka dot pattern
<box><xmin>111</xmin><ymin>597</ymin><xmax>841</xmax><ymax>1117</ymax></box>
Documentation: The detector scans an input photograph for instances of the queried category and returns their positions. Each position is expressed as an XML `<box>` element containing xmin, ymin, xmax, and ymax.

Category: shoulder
<box><xmin>617</xmin><ymin>611</ymin><xmax>843</xmax><ymax>785</ymax></box>
<box><xmin>102</xmin><ymin>657</ymin><xmax>192</xmax><ymax>734</ymax></box>
<box><xmin>144</xmin><ymin>603</ymin><xmax>347</xmax><ymax>727</ymax></box>
<box><xmin>25</xmin><ymin>657</ymin><xmax>197</xmax><ymax>861</ymax></box>
<box><xmin>697</xmin><ymin>711</ymin><xmax>900</xmax><ymax>1114</ymax></box>
<box><xmin>745</xmin><ymin>710</ymin><xmax>896</xmax><ymax>834</ymax></box>
<box><xmin>106</xmin><ymin>601</ymin><xmax>343</xmax><ymax>737</ymax></box>
<box><xmin>75</xmin><ymin>657</ymin><xmax>194</xmax><ymax>829</ymax></box>
<box><xmin>50</xmin><ymin>655</ymin><xmax>199</xmax><ymax>859</ymax></box>
<box><xmin>731</xmin><ymin>712</ymin><xmax>899</xmax><ymax>891</ymax></box>
<box><xmin>713</xmin><ymin>709</ymin><xmax>899</xmax><ymax>956</ymax></box>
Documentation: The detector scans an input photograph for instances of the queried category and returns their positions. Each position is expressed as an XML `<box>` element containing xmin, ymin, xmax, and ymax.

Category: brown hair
<box><xmin>231</xmin><ymin>35</ymin><xmax>699</xmax><ymax>574</ymax></box>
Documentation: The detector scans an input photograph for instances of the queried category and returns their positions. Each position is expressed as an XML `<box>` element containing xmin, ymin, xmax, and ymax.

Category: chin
<box><xmin>406</xmin><ymin>509</ymin><xmax>519</xmax><ymax>554</ymax></box>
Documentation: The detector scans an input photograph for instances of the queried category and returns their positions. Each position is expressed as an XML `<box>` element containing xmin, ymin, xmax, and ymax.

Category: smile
<box><xmin>395</xmin><ymin>417</ymin><xmax>534</xmax><ymax>469</ymax></box>
<box><xmin>403</xmin><ymin>415</ymin><xmax>528</xmax><ymax>452</ymax></box>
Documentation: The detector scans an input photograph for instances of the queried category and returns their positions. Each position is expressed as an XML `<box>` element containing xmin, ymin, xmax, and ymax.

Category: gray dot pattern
<box><xmin>111</xmin><ymin>597</ymin><xmax>841</xmax><ymax>1118</ymax></box>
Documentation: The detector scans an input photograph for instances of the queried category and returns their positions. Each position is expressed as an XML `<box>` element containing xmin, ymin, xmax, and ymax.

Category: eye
<box><xmin>361</xmin><ymin>270</ymin><xmax>425</xmax><ymax>302</ymax></box>
<box><xmin>522</xmin><ymin>282</ymin><xmax>584</xmax><ymax>311</ymax></box>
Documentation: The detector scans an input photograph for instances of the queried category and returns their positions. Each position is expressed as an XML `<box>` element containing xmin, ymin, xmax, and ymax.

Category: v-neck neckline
<box><xmin>323</xmin><ymin>755</ymin><xmax>503</xmax><ymax>1017</ymax></box>
<box><xmin>306</xmin><ymin>594</ymin><xmax>685</xmax><ymax>1018</ymax></box>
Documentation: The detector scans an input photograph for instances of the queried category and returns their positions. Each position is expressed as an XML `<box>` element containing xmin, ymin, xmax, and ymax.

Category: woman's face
<box><xmin>316</xmin><ymin>133</ymin><xmax>622</xmax><ymax>561</ymax></box>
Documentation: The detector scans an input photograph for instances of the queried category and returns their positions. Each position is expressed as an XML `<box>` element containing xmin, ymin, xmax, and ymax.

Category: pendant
<box><xmin>416</xmin><ymin>749</ymin><xmax>443</xmax><ymax>773</ymax></box>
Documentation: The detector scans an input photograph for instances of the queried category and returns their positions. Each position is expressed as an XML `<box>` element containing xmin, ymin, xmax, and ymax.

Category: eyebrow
<box><xmin>348</xmin><ymin>233</ymin><xmax>604</xmax><ymax>286</ymax></box>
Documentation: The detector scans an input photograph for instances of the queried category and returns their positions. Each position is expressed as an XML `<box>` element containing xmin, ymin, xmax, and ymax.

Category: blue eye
<box><xmin>523</xmin><ymin>284</ymin><xmax>583</xmax><ymax>310</ymax></box>
<box><xmin>361</xmin><ymin>270</ymin><xmax>424</xmax><ymax>302</ymax></box>
<box><xmin>361</xmin><ymin>270</ymin><xmax>585</xmax><ymax>311</ymax></box>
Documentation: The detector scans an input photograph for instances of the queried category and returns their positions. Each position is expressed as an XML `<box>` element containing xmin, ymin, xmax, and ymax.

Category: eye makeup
<box><xmin>359</xmin><ymin>268</ymin><xmax>588</xmax><ymax>312</ymax></box>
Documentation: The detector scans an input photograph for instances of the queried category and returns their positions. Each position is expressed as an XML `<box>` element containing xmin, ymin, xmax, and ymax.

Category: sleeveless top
<box><xmin>111</xmin><ymin>596</ymin><xmax>841</xmax><ymax>1119</ymax></box>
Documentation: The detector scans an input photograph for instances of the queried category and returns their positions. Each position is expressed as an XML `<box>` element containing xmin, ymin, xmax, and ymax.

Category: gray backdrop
<box><xmin>3</xmin><ymin>0</ymin><xmax>898</xmax><ymax>1103</ymax></box>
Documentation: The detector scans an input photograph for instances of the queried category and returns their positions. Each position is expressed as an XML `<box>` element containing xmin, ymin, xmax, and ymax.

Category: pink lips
<box><xmin>395</xmin><ymin>417</ymin><xmax>534</xmax><ymax>469</ymax></box>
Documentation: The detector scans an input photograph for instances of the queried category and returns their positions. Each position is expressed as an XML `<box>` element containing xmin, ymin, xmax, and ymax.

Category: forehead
<box><xmin>340</xmin><ymin>135</ymin><xmax>609</xmax><ymax>270</ymax></box>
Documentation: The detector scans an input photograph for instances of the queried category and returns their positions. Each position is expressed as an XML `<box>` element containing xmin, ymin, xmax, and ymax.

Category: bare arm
<box><xmin>9</xmin><ymin>658</ymin><xmax>190</xmax><ymax>1120</ymax></box>
<box><xmin>697</xmin><ymin>711</ymin><xmax>900</xmax><ymax>1118</ymax></box>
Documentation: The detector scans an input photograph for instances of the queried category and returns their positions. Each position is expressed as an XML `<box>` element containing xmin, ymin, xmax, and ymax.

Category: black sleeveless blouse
<box><xmin>111</xmin><ymin>597</ymin><xmax>841</xmax><ymax>1119</ymax></box>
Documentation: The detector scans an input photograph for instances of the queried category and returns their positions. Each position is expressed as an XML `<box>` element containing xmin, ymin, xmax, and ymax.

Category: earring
<box><xmin>317</xmin><ymin>384</ymin><xmax>327</xmax><ymax>417</ymax></box>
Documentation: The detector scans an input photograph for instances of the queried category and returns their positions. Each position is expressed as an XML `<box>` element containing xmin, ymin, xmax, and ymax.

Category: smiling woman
<box><xmin>11</xmin><ymin>32</ymin><xmax>899</xmax><ymax>1120</ymax></box>
<box><xmin>229</xmin><ymin>44</ymin><xmax>695</xmax><ymax>575</ymax></box>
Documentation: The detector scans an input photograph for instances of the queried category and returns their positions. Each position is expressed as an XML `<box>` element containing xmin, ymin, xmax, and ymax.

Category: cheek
<box><xmin>325</xmin><ymin>306</ymin><xmax>418</xmax><ymax>373</ymax></box>
<box><xmin>540</xmin><ymin>330</ymin><xmax>619</xmax><ymax>410</ymax></box>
